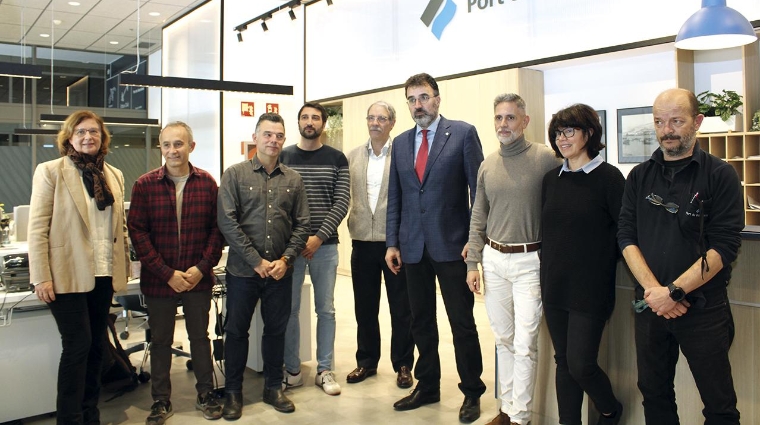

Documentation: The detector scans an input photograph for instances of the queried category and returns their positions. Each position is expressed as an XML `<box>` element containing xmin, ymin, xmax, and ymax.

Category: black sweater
<box><xmin>541</xmin><ymin>162</ymin><xmax>625</xmax><ymax>320</ymax></box>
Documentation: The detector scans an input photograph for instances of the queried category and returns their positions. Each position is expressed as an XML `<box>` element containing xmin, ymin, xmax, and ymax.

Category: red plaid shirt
<box><xmin>128</xmin><ymin>164</ymin><xmax>223</xmax><ymax>297</ymax></box>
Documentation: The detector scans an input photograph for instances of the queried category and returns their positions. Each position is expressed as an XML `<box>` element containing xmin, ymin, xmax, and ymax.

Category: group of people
<box><xmin>27</xmin><ymin>70</ymin><xmax>743</xmax><ymax>425</ymax></box>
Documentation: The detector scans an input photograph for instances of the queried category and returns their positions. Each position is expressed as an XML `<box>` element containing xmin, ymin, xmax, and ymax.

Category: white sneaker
<box><xmin>315</xmin><ymin>370</ymin><xmax>341</xmax><ymax>395</ymax></box>
<box><xmin>282</xmin><ymin>370</ymin><xmax>304</xmax><ymax>390</ymax></box>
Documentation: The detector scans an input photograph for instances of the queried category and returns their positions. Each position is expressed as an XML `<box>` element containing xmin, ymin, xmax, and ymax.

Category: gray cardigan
<box><xmin>346</xmin><ymin>140</ymin><xmax>393</xmax><ymax>242</ymax></box>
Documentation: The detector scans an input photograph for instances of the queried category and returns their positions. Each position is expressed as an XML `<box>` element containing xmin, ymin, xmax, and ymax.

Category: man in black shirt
<box><xmin>618</xmin><ymin>88</ymin><xmax>743</xmax><ymax>424</ymax></box>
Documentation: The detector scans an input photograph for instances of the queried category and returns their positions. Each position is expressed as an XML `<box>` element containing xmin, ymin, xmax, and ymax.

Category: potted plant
<box><xmin>697</xmin><ymin>90</ymin><xmax>743</xmax><ymax>133</ymax></box>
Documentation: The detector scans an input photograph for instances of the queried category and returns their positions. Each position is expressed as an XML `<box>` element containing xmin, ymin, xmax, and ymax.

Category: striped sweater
<box><xmin>280</xmin><ymin>143</ymin><xmax>350</xmax><ymax>244</ymax></box>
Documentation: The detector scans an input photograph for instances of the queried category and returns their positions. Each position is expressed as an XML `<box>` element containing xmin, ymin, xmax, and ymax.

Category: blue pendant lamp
<box><xmin>675</xmin><ymin>0</ymin><xmax>757</xmax><ymax>50</ymax></box>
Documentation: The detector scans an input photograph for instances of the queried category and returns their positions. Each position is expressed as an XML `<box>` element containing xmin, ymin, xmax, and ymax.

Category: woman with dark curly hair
<box><xmin>28</xmin><ymin>110</ymin><xmax>128</xmax><ymax>425</ymax></box>
<box><xmin>541</xmin><ymin>104</ymin><xmax>625</xmax><ymax>425</ymax></box>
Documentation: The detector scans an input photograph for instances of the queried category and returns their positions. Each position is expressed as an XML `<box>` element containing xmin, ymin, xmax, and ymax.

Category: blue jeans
<box><xmin>284</xmin><ymin>243</ymin><xmax>338</xmax><ymax>373</ymax></box>
<box><xmin>224</xmin><ymin>272</ymin><xmax>292</xmax><ymax>391</ymax></box>
<box><xmin>635</xmin><ymin>286</ymin><xmax>738</xmax><ymax>425</ymax></box>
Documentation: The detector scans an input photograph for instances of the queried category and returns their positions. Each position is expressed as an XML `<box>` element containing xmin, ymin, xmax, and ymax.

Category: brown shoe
<box><xmin>485</xmin><ymin>411</ymin><xmax>511</xmax><ymax>425</ymax></box>
<box><xmin>346</xmin><ymin>367</ymin><xmax>377</xmax><ymax>383</ymax></box>
<box><xmin>396</xmin><ymin>366</ymin><xmax>413</xmax><ymax>388</ymax></box>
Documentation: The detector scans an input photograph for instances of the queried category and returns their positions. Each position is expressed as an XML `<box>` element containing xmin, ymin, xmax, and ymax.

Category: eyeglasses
<box><xmin>646</xmin><ymin>193</ymin><xmax>679</xmax><ymax>214</ymax></box>
<box><xmin>554</xmin><ymin>128</ymin><xmax>577</xmax><ymax>139</ymax></box>
<box><xmin>366</xmin><ymin>115</ymin><xmax>390</xmax><ymax>124</ymax></box>
<box><xmin>407</xmin><ymin>94</ymin><xmax>435</xmax><ymax>106</ymax></box>
<box><xmin>74</xmin><ymin>128</ymin><xmax>101</xmax><ymax>137</ymax></box>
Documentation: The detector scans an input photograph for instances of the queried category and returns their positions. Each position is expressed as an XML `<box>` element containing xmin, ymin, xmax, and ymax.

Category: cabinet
<box><xmin>676</xmin><ymin>40</ymin><xmax>760</xmax><ymax>226</ymax></box>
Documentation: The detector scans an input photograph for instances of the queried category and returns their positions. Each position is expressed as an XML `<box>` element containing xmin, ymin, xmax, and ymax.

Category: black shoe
<box><xmin>597</xmin><ymin>401</ymin><xmax>623</xmax><ymax>425</ymax></box>
<box><xmin>222</xmin><ymin>393</ymin><xmax>243</xmax><ymax>420</ymax></box>
<box><xmin>396</xmin><ymin>366</ymin><xmax>413</xmax><ymax>389</ymax></box>
<box><xmin>263</xmin><ymin>387</ymin><xmax>295</xmax><ymax>413</ymax></box>
<box><xmin>196</xmin><ymin>391</ymin><xmax>222</xmax><ymax>420</ymax></box>
<box><xmin>393</xmin><ymin>387</ymin><xmax>440</xmax><ymax>411</ymax></box>
<box><xmin>346</xmin><ymin>366</ymin><xmax>378</xmax><ymax>383</ymax></box>
<box><xmin>146</xmin><ymin>400</ymin><xmax>173</xmax><ymax>425</ymax></box>
<box><xmin>459</xmin><ymin>396</ymin><xmax>480</xmax><ymax>423</ymax></box>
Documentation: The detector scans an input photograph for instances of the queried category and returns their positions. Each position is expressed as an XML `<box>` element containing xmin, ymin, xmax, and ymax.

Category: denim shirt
<box><xmin>217</xmin><ymin>157</ymin><xmax>310</xmax><ymax>278</ymax></box>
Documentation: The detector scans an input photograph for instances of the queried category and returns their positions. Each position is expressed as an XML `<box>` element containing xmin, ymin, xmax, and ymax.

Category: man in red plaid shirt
<box><xmin>128</xmin><ymin>121</ymin><xmax>224</xmax><ymax>425</ymax></box>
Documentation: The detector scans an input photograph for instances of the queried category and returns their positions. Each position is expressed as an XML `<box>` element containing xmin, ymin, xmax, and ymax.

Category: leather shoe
<box><xmin>393</xmin><ymin>387</ymin><xmax>440</xmax><ymax>411</ymax></box>
<box><xmin>263</xmin><ymin>387</ymin><xmax>295</xmax><ymax>413</ymax></box>
<box><xmin>346</xmin><ymin>366</ymin><xmax>377</xmax><ymax>383</ymax></box>
<box><xmin>396</xmin><ymin>366</ymin><xmax>413</xmax><ymax>388</ymax></box>
<box><xmin>485</xmin><ymin>411</ymin><xmax>511</xmax><ymax>425</ymax></box>
<box><xmin>459</xmin><ymin>396</ymin><xmax>480</xmax><ymax>423</ymax></box>
<box><xmin>222</xmin><ymin>392</ymin><xmax>243</xmax><ymax>420</ymax></box>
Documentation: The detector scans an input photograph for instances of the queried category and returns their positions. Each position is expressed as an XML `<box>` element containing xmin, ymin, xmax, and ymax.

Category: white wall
<box><xmin>161</xmin><ymin>0</ymin><xmax>222</xmax><ymax>181</ymax></box>
<box><xmin>304</xmin><ymin>0</ymin><xmax>760</xmax><ymax>100</ymax></box>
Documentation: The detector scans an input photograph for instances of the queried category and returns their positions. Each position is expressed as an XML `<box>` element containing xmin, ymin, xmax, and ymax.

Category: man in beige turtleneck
<box><xmin>465</xmin><ymin>93</ymin><xmax>560</xmax><ymax>425</ymax></box>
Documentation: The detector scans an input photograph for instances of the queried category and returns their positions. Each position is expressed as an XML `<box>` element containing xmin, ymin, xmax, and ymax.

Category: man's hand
<box><xmin>644</xmin><ymin>286</ymin><xmax>690</xmax><ymax>318</ymax></box>
<box><xmin>267</xmin><ymin>259</ymin><xmax>288</xmax><ymax>281</ymax></box>
<box><xmin>385</xmin><ymin>247</ymin><xmax>403</xmax><ymax>275</ymax></box>
<box><xmin>167</xmin><ymin>270</ymin><xmax>193</xmax><ymax>293</ymax></box>
<box><xmin>466</xmin><ymin>270</ymin><xmax>481</xmax><ymax>294</ymax></box>
<box><xmin>254</xmin><ymin>259</ymin><xmax>272</xmax><ymax>279</ymax></box>
<box><xmin>461</xmin><ymin>243</ymin><xmax>469</xmax><ymax>261</ymax></box>
<box><xmin>34</xmin><ymin>280</ymin><xmax>56</xmax><ymax>303</ymax></box>
<box><xmin>184</xmin><ymin>266</ymin><xmax>203</xmax><ymax>290</ymax></box>
<box><xmin>301</xmin><ymin>235</ymin><xmax>323</xmax><ymax>260</ymax></box>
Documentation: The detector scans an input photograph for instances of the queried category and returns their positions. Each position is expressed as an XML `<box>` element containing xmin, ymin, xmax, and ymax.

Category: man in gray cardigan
<box><xmin>345</xmin><ymin>101</ymin><xmax>414</xmax><ymax>388</ymax></box>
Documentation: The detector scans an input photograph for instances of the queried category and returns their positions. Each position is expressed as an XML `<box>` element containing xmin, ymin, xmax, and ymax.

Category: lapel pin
<box><xmin>445</xmin><ymin>132</ymin><xmax>450</xmax><ymax>136</ymax></box>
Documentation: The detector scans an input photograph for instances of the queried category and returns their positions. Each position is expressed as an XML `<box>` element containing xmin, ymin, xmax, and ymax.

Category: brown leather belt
<box><xmin>486</xmin><ymin>238</ymin><xmax>541</xmax><ymax>254</ymax></box>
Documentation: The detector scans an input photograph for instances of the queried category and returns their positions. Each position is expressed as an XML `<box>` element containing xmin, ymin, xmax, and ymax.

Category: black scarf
<box><xmin>67</xmin><ymin>147</ymin><xmax>115</xmax><ymax>211</ymax></box>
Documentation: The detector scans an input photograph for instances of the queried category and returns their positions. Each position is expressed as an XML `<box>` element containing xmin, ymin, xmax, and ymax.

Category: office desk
<box><xmin>0</xmin><ymin>281</ymin><xmax>141</xmax><ymax>423</ymax></box>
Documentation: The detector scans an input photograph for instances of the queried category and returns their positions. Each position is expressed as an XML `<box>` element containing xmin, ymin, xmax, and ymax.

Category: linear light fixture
<box><xmin>675</xmin><ymin>0</ymin><xmax>757</xmax><ymax>50</ymax></box>
<box><xmin>119</xmin><ymin>73</ymin><xmax>294</xmax><ymax>95</ymax></box>
<box><xmin>0</xmin><ymin>62</ymin><xmax>43</xmax><ymax>79</ymax></box>
<box><xmin>40</xmin><ymin>114</ymin><xmax>161</xmax><ymax>127</ymax></box>
<box><xmin>13</xmin><ymin>128</ymin><xmax>59</xmax><ymax>135</ymax></box>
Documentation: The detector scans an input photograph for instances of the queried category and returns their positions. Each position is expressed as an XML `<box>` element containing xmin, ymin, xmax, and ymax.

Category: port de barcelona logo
<box><xmin>421</xmin><ymin>0</ymin><xmax>514</xmax><ymax>40</ymax></box>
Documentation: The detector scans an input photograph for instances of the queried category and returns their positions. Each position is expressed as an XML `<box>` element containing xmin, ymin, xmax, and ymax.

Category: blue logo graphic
<box><xmin>420</xmin><ymin>0</ymin><xmax>457</xmax><ymax>40</ymax></box>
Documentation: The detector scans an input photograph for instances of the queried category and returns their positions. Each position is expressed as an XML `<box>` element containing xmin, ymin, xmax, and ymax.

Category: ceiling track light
<box><xmin>326</xmin><ymin>0</ymin><xmax>333</xmax><ymax>5</ymax></box>
<box><xmin>289</xmin><ymin>9</ymin><xmax>297</xmax><ymax>20</ymax></box>
<box><xmin>234</xmin><ymin>0</ymin><xmax>308</xmax><ymax>34</ymax></box>
<box><xmin>237</xmin><ymin>32</ymin><xmax>243</xmax><ymax>42</ymax></box>
<box><xmin>261</xmin><ymin>21</ymin><xmax>268</xmax><ymax>31</ymax></box>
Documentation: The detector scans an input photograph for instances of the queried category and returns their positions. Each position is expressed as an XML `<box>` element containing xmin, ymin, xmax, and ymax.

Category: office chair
<box><xmin>113</xmin><ymin>294</ymin><xmax>193</xmax><ymax>380</ymax></box>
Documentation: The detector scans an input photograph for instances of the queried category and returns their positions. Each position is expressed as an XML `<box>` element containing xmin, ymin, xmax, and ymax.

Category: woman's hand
<box><xmin>34</xmin><ymin>280</ymin><xmax>56</xmax><ymax>303</ymax></box>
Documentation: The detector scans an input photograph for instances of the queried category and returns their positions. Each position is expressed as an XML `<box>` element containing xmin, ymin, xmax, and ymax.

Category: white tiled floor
<box><xmin>22</xmin><ymin>274</ymin><xmax>498</xmax><ymax>425</ymax></box>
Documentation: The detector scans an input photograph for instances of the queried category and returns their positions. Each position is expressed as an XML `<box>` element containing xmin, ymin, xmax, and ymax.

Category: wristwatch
<box><xmin>280</xmin><ymin>254</ymin><xmax>294</xmax><ymax>268</ymax></box>
<box><xmin>667</xmin><ymin>283</ymin><xmax>686</xmax><ymax>302</ymax></box>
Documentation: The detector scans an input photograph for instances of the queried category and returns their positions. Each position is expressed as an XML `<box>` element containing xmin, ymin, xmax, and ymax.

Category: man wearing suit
<box><xmin>346</xmin><ymin>101</ymin><xmax>414</xmax><ymax>388</ymax></box>
<box><xmin>385</xmin><ymin>73</ymin><xmax>486</xmax><ymax>423</ymax></box>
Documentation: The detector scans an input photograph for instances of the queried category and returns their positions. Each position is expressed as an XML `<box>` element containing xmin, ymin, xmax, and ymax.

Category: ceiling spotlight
<box><xmin>237</xmin><ymin>32</ymin><xmax>243</xmax><ymax>42</ymax></box>
<box><xmin>289</xmin><ymin>9</ymin><xmax>296</xmax><ymax>20</ymax></box>
<box><xmin>110</xmin><ymin>41</ymin><xmax>119</xmax><ymax>45</ymax></box>
<box><xmin>261</xmin><ymin>21</ymin><xmax>268</xmax><ymax>31</ymax></box>
<box><xmin>326</xmin><ymin>0</ymin><xmax>333</xmax><ymax>5</ymax></box>
<box><xmin>40</xmin><ymin>33</ymin><xmax>50</xmax><ymax>38</ymax></box>
<box><xmin>149</xmin><ymin>12</ymin><xmax>161</xmax><ymax>17</ymax></box>
<box><xmin>68</xmin><ymin>1</ymin><xmax>81</xmax><ymax>6</ymax></box>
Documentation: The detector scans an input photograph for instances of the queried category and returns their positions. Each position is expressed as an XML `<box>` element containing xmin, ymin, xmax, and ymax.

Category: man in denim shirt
<box><xmin>217</xmin><ymin>113</ymin><xmax>310</xmax><ymax>419</ymax></box>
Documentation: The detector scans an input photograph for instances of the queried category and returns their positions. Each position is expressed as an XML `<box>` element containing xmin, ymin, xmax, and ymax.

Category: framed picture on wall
<box><xmin>617</xmin><ymin>107</ymin><xmax>657</xmax><ymax>163</ymax></box>
<box><xmin>596</xmin><ymin>110</ymin><xmax>607</xmax><ymax>161</ymax></box>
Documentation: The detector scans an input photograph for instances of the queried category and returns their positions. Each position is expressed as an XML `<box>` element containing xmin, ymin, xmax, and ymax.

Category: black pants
<box><xmin>635</xmin><ymin>286</ymin><xmax>739</xmax><ymax>425</ymax></box>
<box><xmin>48</xmin><ymin>277</ymin><xmax>114</xmax><ymax>425</ymax></box>
<box><xmin>544</xmin><ymin>305</ymin><xmax>618</xmax><ymax>425</ymax></box>
<box><xmin>144</xmin><ymin>291</ymin><xmax>214</xmax><ymax>402</ymax></box>
<box><xmin>404</xmin><ymin>247</ymin><xmax>485</xmax><ymax>398</ymax></box>
<box><xmin>350</xmin><ymin>240</ymin><xmax>414</xmax><ymax>371</ymax></box>
<box><xmin>224</xmin><ymin>272</ymin><xmax>292</xmax><ymax>391</ymax></box>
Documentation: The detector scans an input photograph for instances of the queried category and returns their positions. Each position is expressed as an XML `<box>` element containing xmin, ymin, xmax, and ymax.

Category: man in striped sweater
<box><xmin>281</xmin><ymin>102</ymin><xmax>350</xmax><ymax>396</ymax></box>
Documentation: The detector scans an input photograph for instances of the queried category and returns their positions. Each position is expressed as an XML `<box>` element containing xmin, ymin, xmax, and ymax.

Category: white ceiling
<box><xmin>0</xmin><ymin>0</ymin><xmax>206</xmax><ymax>56</ymax></box>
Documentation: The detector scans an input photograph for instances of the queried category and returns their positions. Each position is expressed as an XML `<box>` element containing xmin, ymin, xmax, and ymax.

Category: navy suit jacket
<box><xmin>386</xmin><ymin>116</ymin><xmax>484</xmax><ymax>263</ymax></box>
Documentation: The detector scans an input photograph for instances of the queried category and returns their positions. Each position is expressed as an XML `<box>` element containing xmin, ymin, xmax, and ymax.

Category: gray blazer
<box><xmin>346</xmin><ymin>140</ymin><xmax>393</xmax><ymax>242</ymax></box>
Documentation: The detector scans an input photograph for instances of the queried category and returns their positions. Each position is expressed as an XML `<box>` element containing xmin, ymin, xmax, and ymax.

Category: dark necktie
<box><xmin>415</xmin><ymin>129</ymin><xmax>429</xmax><ymax>182</ymax></box>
